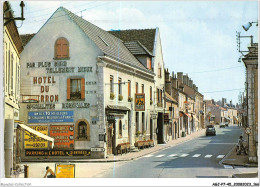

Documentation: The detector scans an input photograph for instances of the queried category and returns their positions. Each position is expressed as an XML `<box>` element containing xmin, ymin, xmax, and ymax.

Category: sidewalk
<box><xmin>22</xmin><ymin>129</ymin><xmax>206</xmax><ymax>163</ymax></box>
<box><xmin>220</xmin><ymin>126</ymin><xmax>258</xmax><ymax>178</ymax></box>
<box><xmin>220</xmin><ymin>127</ymin><xmax>258</xmax><ymax>167</ymax></box>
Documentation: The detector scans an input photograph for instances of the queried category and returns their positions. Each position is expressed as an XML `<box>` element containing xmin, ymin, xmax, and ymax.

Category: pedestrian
<box><xmin>237</xmin><ymin>136</ymin><xmax>245</xmax><ymax>155</ymax></box>
<box><xmin>43</xmin><ymin>166</ymin><xmax>56</xmax><ymax>178</ymax></box>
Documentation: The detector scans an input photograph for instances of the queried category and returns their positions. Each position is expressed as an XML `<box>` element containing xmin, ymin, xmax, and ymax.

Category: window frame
<box><xmin>67</xmin><ymin>78</ymin><xmax>85</xmax><ymax>100</ymax></box>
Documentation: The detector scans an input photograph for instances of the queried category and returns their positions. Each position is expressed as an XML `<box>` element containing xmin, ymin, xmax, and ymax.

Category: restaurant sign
<box><xmin>50</xmin><ymin>125</ymin><xmax>74</xmax><ymax>149</ymax></box>
<box><xmin>135</xmin><ymin>94</ymin><xmax>145</xmax><ymax>111</ymax></box>
<box><xmin>25</xmin><ymin>150</ymin><xmax>91</xmax><ymax>156</ymax></box>
<box><xmin>28</xmin><ymin>111</ymin><xmax>74</xmax><ymax>123</ymax></box>
<box><xmin>24</xmin><ymin>125</ymin><xmax>48</xmax><ymax>149</ymax></box>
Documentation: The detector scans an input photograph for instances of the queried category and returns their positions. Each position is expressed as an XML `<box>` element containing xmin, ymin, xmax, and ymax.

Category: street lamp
<box><xmin>242</xmin><ymin>21</ymin><xmax>258</xmax><ymax>31</ymax></box>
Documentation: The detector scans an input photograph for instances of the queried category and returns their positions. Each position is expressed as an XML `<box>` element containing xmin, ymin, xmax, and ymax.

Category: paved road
<box><xmin>19</xmin><ymin>125</ymin><xmax>257</xmax><ymax>178</ymax></box>
<box><xmin>98</xmin><ymin>126</ymin><xmax>250</xmax><ymax>178</ymax></box>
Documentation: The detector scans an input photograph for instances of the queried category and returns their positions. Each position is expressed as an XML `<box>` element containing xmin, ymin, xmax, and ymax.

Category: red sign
<box><xmin>50</xmin><ymin>125</ymin><xmax>74</xmax><ymax>149</ymax></box>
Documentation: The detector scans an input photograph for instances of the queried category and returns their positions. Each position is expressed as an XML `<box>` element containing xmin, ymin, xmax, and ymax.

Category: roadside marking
<box><xmin>223</xmin><ymin>165</ymin><xmax>233</xmax><ymax>169</ymax></box>
<box><xmin>180</xmin><ymin>154</ymin><xmax>189</xmax><ymax>157</ymax></box>
<box><xmin>192</xmin><ymin>154</ymin><xmax>201</xmax><ymax>157</ymax></box>
<box><xmin>205</xmin><ymin>155</ymin><xmax>212</xmax><ymax>158</ymax></box>
<box><xmin>156</xmin><ymin>154</ymin><xmax>165</xmax><ymax>158</ymax></box>
<box><xmin>143</xmin><ymin>154</ymin><xmax>154</xmax><ymax>158</ymax></box>
<box><xmin>217</xmin><ymin>155</ymin><xmax>225</xmax><ymax>159</ymax></box>
<box><xmin>168</xmin><ymin>154</ymin><xmax>178</xmax><ymax>157</ymax></box>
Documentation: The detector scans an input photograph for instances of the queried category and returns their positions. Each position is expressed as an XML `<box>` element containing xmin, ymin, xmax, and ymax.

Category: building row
<box><xmin>4</xmin><ymin>5</ymin><xmax>206</xmax><ymax>175</ymax></box>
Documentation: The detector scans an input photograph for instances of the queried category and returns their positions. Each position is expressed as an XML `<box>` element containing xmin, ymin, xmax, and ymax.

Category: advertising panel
<box><xmin>55</xmin><ymin>164</ymin><xmax>75</xmax><ymax>178</ymax></box>
<box><xmin>50</xmin><ymin>125</ymin><xmax>74</xmax><ymax>149</ymax></box>
<box><xmin>25</xmin><ymin>150</ymin><xmax>91</xmax><ymax>156</ymax></box>
<box><xmin>24</xmin><ymin>125</ymin><xmax>48</xmax><ymax>149</ymax></box>
<box><xmin>28</xmin><ymin>111</ymin><xmax>74</xmax><ymax>123</ymax></box>
<box><xmin>135</xmin><ymin>93</ymin><xmax>145</xmax><ymax>111</ymax></box>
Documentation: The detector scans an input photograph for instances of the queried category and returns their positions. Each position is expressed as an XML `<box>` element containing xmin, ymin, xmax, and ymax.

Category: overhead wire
<box><xmin>187</xmin><ymin>65</ymin><xmax>244</xmax><ymax>74</ymax></box>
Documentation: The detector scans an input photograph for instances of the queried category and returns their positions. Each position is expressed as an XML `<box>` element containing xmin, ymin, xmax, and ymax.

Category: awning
<box><xmin>106</xmin><ymin>105</ymin><xmax>130</xmax><ymax>111</ymax></box>
<box><xmin>18</xmin><ymin>123</ymin><xmax>54</xmax><ymax>149</ymax></box>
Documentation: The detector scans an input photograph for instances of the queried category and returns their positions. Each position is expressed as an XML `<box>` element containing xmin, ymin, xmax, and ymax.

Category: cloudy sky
<box><xmin>10</xmin><ymin>1</ymin><xmax>258</xmax><ymax>104</ymax></box>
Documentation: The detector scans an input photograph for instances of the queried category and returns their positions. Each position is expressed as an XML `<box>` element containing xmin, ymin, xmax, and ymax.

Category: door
<box><xmin>157</xmin><ymin>112</ymin><xmax>164</xmax><ymax>144</ymax></box>
<box><xmin>107</xmin><ymin>122</ymin><xmax>114</xmax><ymax>155</ymax></box>
<box><xmin>150</xmin><ymin>118</ymin><xmax>153</xmax><ymax>140</ymax></box>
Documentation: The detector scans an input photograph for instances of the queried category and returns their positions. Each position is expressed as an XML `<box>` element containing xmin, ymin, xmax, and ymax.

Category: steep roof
<box><xmin>124</xmin><ymin>41</ymin><xmax>153</xmax><ymax>56</ymax></box>
<box><xmin>109</xmin><ymin>29</ymin><xmax>156</xmax><ymax>53</ymax></box>
<box><xmin>20</xmin><ymin>34</ymin><xmax>35</xmax><ymax>47</ymax></box>
<box><xmin>61</xmin><ymin>7</ymin><xmax>152</xmax><ymax>73</ymax></box>
<box><xmin>4</xmin><ymin>1</ymin><xmax>23</xmax><ymax>53</ymax></box>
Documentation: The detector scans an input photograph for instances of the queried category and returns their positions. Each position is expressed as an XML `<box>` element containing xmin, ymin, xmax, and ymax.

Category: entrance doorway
<box><xmin>150</xmin><ymin>118</ymin><xmax>153</xmax><ymax>140</ymax></box>
<box><xmin>157</xmin><ymin>112</ymin><xmax>164</xmax><ymax>144</ymax></box>
<box><xmin>107</xmin><ymin>121</ymin><xmax>115</xmax><ymax>155</ymax></box>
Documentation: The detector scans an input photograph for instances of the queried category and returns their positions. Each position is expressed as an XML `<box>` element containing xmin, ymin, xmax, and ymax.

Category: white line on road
<box><xmin>224</xmin><ymin>165</ymin><xmax>233</xmax><ymax>169</ymax></box>
<box><xmin>192</xmin><ymin>154</ymin><xmax>201</xmax><ymax>157</ymax></box>
<box><xmin>156</xmin><ymin>154</ymin><xmax>165</xmax><ymax>158</ymax></box>
<box><xmin>179</xmin><ymin>154</ymin><xmax>189</xmax><ymax>157</ymax></box>
<box><xmin>167</xmin><ymin>154</ymin><xmax>178</xmax><ymax>157</ymax></box>
<box><xmin>205</xmin><ymin>155</ymin><xmax>212</xmax><ymax>158</ymax></box>
<box><xmin>143</xmin><ymin>154</ymin><xmax>154</xmax><ymax>158</ymax></box>
<box><xmin>217</xmin><ymin>155</ymin><xmax>225</xmax><ymax>159</ymax></box>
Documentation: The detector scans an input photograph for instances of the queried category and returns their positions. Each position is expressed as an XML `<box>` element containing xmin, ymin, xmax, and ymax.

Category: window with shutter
<box><xmin>67</xmin><ymin>78</ymin><xmax>85</xmax><ymax>100</ymax></box>
<box><xmin>55</xmin><ymin>37</ymin><xmax>69</xmax><ymax>59</ymax></box>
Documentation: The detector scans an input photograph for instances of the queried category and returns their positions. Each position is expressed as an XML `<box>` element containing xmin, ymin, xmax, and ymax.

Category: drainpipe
<box><xmin>4</xmin><ymin>119</ymin><xmax>14</xmax><ymax>178</ymax></box>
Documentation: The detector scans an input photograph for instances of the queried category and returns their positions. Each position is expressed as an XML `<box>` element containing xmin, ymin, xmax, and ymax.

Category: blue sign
<box><xmin>28</xmin><ymin>111</ymin><xmax>74</xmax><ymax>123</ymax></box>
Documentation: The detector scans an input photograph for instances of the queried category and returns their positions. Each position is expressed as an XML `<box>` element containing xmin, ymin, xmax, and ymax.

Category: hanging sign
<box><xmin>135</xmin><ymin>93</ymin><xmax>145</xmax><ymax>111</ymax></box>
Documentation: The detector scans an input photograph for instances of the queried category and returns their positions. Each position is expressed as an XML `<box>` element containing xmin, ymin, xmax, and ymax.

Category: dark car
<box><xmin>206</xmin><ymin>125</ymin><xmax>216</xmax><ymax>136</ymax></box>
<box><xmin>219</xmin><ymin>123</ymin><xmax>225</xmax><ymax>128</ymax></box>
<box><xmin>225</xmin><ymin>122</ymin><xmax>229</xmax><ymax>127</ymax></box>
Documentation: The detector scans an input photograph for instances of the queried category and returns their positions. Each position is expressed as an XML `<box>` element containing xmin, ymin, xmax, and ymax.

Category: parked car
<box><xmin>219</xmin><ymin>123</ymin><xmax>225</xmax><ymax>128</ymax></box>
<box><xmin>206</xmin><ymin>125</ymin><xmax>216</xmax><ymax>136</ymax></box>
<box><xmin>225</xmin><ymin>122</ymin><xmax>229</xmax><ymax>127</ymax></box>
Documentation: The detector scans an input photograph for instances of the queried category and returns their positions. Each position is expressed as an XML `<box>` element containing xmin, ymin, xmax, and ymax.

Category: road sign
<box><xmin>55</xmin><ymin>164</ymin><xmax>75</xmax><ymax>178</ymax></box>
<box><xmin>245</xmin><ymin>127</ymin><xmax>251</xmax><ymax>135</ymax></box>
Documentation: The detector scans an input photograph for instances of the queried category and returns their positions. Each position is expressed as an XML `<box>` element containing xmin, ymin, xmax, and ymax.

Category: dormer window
<box><xmin>55</xmin><ymin>37</ymin><xmax>69</xmax><ymax>59</ymax></box>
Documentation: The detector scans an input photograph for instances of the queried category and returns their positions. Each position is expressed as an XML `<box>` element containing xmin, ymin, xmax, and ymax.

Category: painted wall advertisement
<box><xmin>28</xmin><ymin>111</ymin><xmax>74</xmax><ymax>123</ymax></box>
<box><xmin>24</xmin><ymin>125</ymin><xmax>48</xmax><ymax>149</ymax></box>
<box><xmin>50</xmin><ymin>125</ymin><xmax>74</xmax><ymax>149</ymax></box>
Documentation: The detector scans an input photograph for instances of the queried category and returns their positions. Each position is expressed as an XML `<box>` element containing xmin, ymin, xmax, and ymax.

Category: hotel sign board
<box><xmin>25</xmin><ymin>150</ymin><xmax>91</xmax><ymax>156</ymax></box>
<box><xmin>135</xmin><ymin>94</ymin><xmax>145</xmax><ymax>111</ymax></box>
<box><xmin>28</xmin><ymin>111</ymin><xmax>74</xmax><ymax>123</ymax></box>
<box><xmin>24</xmin><ymin>125</ymin><xmax>49</xmax><ymax>149</ymax></box>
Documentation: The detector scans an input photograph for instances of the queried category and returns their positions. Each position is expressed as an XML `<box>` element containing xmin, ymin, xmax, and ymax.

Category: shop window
<box><xmin>119</xmin><ymin>120</ymin><xmax>122</xmax><ymax>137</ymax></box>
<box><xmin>78</xmin><ymin>121</ymin><xmax>87</xmax><ymax>139</ymax></box>
<box><xmin>142</xmin><ymin>112</ymin><xmax>145</xmax><ymax>132</ymax></box>
<box><xmin>67</xmin><ymin>78</ymin><xmax>85</xmax><ymax>100</ymax></box>
<box><xmin>55</xmin><ymin>37</ymin><xmax>69</xmax><ymax>59</ymax></box>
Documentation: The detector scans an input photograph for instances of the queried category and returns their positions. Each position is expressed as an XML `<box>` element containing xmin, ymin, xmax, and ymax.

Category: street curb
<box><xmin>219</xmin><ymin>145</ymin><xmax>258</xmax><ymax>167</ymax></box>
<box><xmin>21</xmin><ymin>130</ymin><xmax>205</xmax><ymax>164</ymax></box>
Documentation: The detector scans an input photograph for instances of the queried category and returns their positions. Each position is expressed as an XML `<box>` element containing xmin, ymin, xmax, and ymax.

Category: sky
<box><xmin>9</xmin><ymin>0</ymin><xmax>258</xmax><ymax>105</ymax></box>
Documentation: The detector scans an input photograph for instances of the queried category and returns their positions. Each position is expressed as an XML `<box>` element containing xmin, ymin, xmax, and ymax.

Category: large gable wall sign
<box><xmin>28</xmin><ymin>111</ymin><xmax>74</xmax><ymax>123</ymax></box>
<box><xmin>135</xmin><ymin>93</ymin><xmax>145</xmax><ymax>111</ymax></box>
